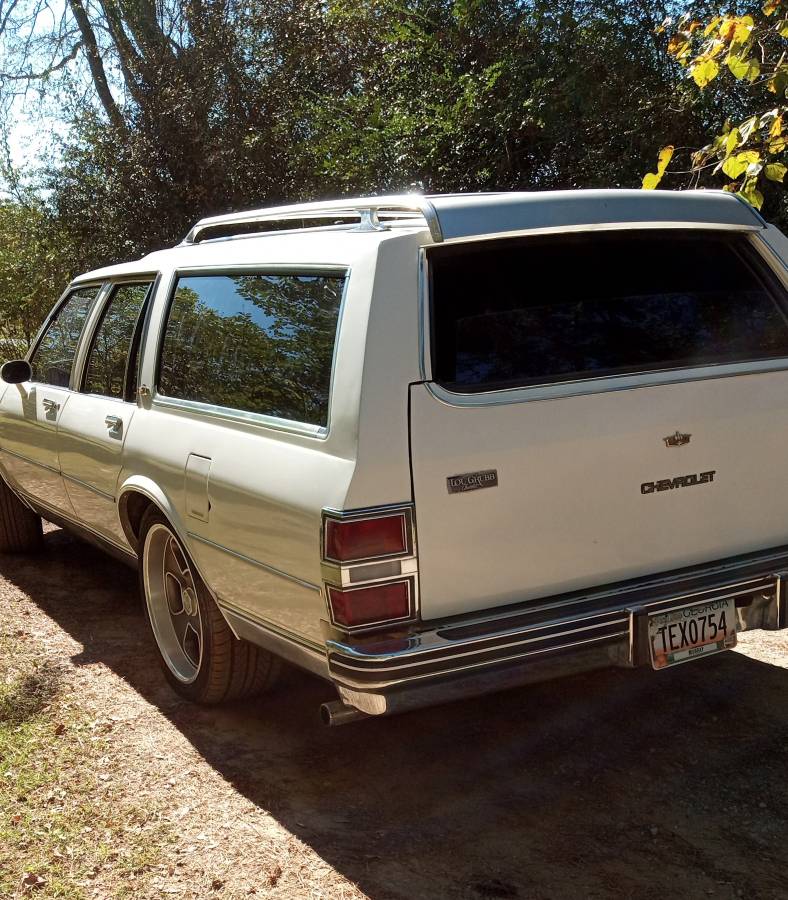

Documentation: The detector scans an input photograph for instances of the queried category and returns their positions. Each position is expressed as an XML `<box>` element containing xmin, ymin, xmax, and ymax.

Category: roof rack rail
<box><xmin>181</xmin><ymin>194</ymin><xmax>443</xmax><ymax>244</ymax></box>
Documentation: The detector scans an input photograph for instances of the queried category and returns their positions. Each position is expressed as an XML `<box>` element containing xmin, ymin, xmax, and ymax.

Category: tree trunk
<box><xmin>67</xmin><ymin>0</ymin><xmax>127</xmax><ymax>133</ymax></box>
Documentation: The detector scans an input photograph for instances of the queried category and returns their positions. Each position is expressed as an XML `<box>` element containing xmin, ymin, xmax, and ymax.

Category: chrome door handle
<box><xmin>42</xmin><ymin>398</ymin><xmax>60</xmax><ymax>413</ymax></box>
<box><xmin>105</xmin><ymin>415</ymin><xmax>123</xmax><ymax>433</ymax></box>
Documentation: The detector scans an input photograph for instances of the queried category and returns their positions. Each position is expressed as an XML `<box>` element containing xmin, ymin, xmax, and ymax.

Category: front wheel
<box><xmin>139</xmin><ymin>508</ymin><xmax>280</xmax><ymax>704</ymax></box>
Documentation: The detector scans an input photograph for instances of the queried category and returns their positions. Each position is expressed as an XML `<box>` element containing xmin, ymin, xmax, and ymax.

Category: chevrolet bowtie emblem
<box><xmin>663</xmin><ymin>431</ymin><xmax>691</xmax><ymax>447</ymax></box>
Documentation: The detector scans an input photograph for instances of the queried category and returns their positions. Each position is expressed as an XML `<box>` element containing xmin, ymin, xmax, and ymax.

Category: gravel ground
<box><xmin>2</xmin><ymin>525</ymin><xmax>788</xmax><ymax>900</ymax></box>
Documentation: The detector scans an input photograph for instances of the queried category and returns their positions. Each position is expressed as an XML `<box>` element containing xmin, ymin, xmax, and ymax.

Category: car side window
<box><xmin>30</xmin><ymin>287</ymin><xmax>99</xmax><ymax>388</ymax></box>
<box><xmin>157</xmin><ymin>271</ymin><xmax>345</xmax><ymax>426</ymax></box>
<box><xmin>83</xmin><ymin>282</ymin><xmax>152</xmax><ymax>400</ymax></box>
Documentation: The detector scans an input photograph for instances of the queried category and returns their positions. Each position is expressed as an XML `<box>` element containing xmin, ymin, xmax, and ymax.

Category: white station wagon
<box><xmin>2</xmin><ymin>190</ymin><xmax>788</xmax><ymax>724</ymax></box>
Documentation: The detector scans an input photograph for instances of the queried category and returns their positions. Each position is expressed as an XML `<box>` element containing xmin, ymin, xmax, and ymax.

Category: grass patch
<box><xmin>0</xmin><ymin>634</ymin><xmax>173</xmax><ymax>898</ymax></box>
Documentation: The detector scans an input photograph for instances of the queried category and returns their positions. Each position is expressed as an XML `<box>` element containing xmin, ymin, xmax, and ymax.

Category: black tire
<box><xmin>0</xmin><ymin>476</ymin><xmax>43</xmax><ymax>554</ymax></box>
<box><xmin>138</xmin><ymin>506</ymin><xmax>280</xmax><ymax>704</ymax></box>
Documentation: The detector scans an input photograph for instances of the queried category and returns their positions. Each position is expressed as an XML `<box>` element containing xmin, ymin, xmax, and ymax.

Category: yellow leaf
<box><xmin>722</xmin><ymin>150</ymin><xmax>760</xmax><ymax>179</ymax></box>
<box><xmin>719</xmin><ymin>17</ymin><xmax>738</xmax><ymax>41</ymax></box>
<box><xmin>668</xmin><ymin>33</ymin><xmax>692</xmax><ymax>60</ymax></box>
<box><xmin>771</xmin><ymin>115</ymin><xmax>783</xmax><ymax>137</ymax></box>
<box><xmin>642</xmin><ymin>146</ymin><xmax>675</xmax><ymax>190</ymax></box>
<box><xmin>769</xmin><ymin>135</ymin><xmax>788</xmax><ymax>152</ymax></box>
<box><xmin>738</xmin><ymin>176</ymin><xmax>765</xmax><ymax>209</ymax></box>
<box><xmin>765</xmin><ymin>162</ymin><xmax>787</xmax><ymax>181</ymax></box>
<box><xmin>780</xmin><ymin>20</ymin><xmax>788</xmax><ymax>36</ymax></box>
<box><xmin>704</xmin><ymin>15</ymin><xmax>722</xmax><ymax>36</ymax></box>
<box><xmin>656</xmin><ymin>145</ymin><xmax>675</xmax><ymax>174</ymax></box>
<box><xmin>728</xmin><ymin>52</ymin><xmax>761</xmax><ymax>81</ymax></box>
<box><xmin>691</xmin><ymin>58</ymin><xmax>720</xmax><ymax>87</ymax></box>
<box><xmin>725</xmin><ymin>127</ymin><xmax>740</xmax><ymax>155</ymax></box>
<box><xmin>764</xmin><ymin>0</ymin><xmax>781</xmax><ymax>16</ymax></box>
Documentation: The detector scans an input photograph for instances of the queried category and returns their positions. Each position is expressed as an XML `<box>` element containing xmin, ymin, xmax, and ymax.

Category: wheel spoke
<box><xmin>164</xmin><ymin>537</ymin><xmax>191</xmax><ymax>591</ymax></box>
<box><xmin>164</xmin><ymin>571</ymin><xmax>185</xmax><ymax>615</ymax></box>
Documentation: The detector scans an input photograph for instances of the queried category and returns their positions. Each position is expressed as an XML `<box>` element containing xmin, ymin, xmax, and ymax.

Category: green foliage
<box><xmin>0</xmin><ymin>0</ymin><xmax>762</xmax><ymax>340</ymax></box>
<box><xmin>648</xmin><ymin>4</ymin><xmax>788</xmax><ymax>213</ymax></box>
<box><xmin>0</xmin><ymin>202</ymin><xmax>75</xmax><ymax>352</ymax></box>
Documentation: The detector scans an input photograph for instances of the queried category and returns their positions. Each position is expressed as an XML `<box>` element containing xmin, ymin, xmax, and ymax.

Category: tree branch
<box><xmin>66</xmin><ymin>0</ymin><xmax>127</xmax><ymax>132</ymax></box>
<box><xmin>0</xmin><ymin>41</ymin><xmax>82</xmax><ymax>81</ymax></box>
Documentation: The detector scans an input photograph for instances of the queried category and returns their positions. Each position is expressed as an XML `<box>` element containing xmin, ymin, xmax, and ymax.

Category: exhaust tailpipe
<box><xmin>320</xmin><ymin>700</ymin><xmax>369</xmax><ymax>726</ymax></box>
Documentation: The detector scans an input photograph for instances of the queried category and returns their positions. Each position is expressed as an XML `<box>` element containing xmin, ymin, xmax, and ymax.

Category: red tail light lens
<box><xmin>324</xmin><ymin>513</ymin><xmax>407</xmax><ymax>563</ymax></box>
<box><xmin>328</xmin><ymin>581</ymin><xmax>411</xmax><ymax>627</ymax></box>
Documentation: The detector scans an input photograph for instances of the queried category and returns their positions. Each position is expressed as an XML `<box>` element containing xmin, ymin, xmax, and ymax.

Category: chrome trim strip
<box><xmin>333</xmin><ymin>631</ymin><xmax>631</xmax><ymax>691</ymax></box>
<box><xmin>331</xmin><ymin>617</ymin><xmax>628</xmax><ymax>676</ymax></box>
<box><xmin>424</xmin><ymin>358</ymin><xmax>788</xmax><ymax>408</ymax></box>
<box><xmin>438</xmin><ymin>571</ymin><xmax>778</xmax><ymax>638</ymax></box>
<box><xmin>186</xmin><ymin>532</ymin><xmax>321</xmax><ymax>592</ymax></box>
<box><xmin>0</xmin><ymin>446</ymin><xmax>61</xmax><ymax>476</ymax></box>
<box><xmin>61</xmin><ymin>471</ymin><xmax>115</xmax><ymax>502</ymax></box>
<box><xmin>20</xmin><ymin>488</ymin><xmax>133</xmax><ymax>557</ymax></box>
<box><xmin>326</xmin><ymin>569</ymin><xmax>780</xmax><ymax>689</ymax></box>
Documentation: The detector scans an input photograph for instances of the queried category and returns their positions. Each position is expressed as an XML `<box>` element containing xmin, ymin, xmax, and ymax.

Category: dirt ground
<box><xmin>2</xmin><ymin>525</ymin><xmax>788</xmax><ymax>900</ymax></box>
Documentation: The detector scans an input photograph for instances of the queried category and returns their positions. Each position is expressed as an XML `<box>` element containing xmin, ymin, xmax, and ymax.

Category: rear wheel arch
<box><xmin>117</xmin><ymin>477</ymin><xmax>181</xmax><ymax>554</ymax></box>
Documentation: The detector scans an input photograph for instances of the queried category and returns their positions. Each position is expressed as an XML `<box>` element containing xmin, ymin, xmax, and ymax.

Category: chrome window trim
<box><xmin>418</xmin><ymin>248</ymin><xmax>431</xmax><ymax>382</ymax></box>
<box><xmin>424</xmin><ymin>357</ymin><xmax>788</xmax><ymax>407</ymax></box>
<box><xmin>430</xmin><ymin>219</ymin><xmax>761</xmax><ymax>249</ymax></box>
<box><xmin>150</xmin><ymin>264</ymin><xmax>350</xmax><ymax>440</ymax></box>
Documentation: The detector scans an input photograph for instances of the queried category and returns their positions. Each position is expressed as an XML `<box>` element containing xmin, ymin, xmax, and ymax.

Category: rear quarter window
<box><xmin>157</xmin><ymin>271</ymin><xmax>345</xmax><ymax>426</ymax></box>
<box><xmin>429</xmin><ymin>231</ymin><xmax>788</xmax><ymax>391</ymax></box>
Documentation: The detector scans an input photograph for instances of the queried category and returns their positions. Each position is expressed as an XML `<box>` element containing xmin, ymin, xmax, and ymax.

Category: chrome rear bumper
<box><xmin>326</xmin><ymin>550</ymin><xmax>788</xmax><ymax>718</ymax></box>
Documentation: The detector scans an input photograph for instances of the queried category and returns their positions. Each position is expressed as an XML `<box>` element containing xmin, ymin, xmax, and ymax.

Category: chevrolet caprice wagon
<box><xmin>2</xmin><ymin>190</ymin><xmax>788</xmax><ymax>724</ymax></box>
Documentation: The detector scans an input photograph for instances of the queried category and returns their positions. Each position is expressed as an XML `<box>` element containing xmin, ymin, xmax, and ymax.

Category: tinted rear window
<box><xmin>430</xmin><ymin>231</ymin><xmax>788</xmax><ymax>391</ymax></box>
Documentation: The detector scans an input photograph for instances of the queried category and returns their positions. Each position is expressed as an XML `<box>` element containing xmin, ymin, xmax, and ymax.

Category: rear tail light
<box><xmin>328</xmin><ymin>581</ymin><xmax>411</xmax><ymax>628</ymax></box>
<box><xmin>321</xmin><ymin>506</ymin><xmax>417</xmax><ymax>631</ymax></box>
<box><xmin>324</xmin><ymin>513</ymin><xmax>408</xmax><ymax>563</ymax></box>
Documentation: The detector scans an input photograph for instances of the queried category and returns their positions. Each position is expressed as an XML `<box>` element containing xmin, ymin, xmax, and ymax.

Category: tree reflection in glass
<box><xmin>84</xmin><ymin>283</ymin><xmax>150</xmax><ymax>398</ymax></box>
<box><xmin>159</xmin><ymin>273</ymin><xmax>344</xmax><ymax>426</ymax></box>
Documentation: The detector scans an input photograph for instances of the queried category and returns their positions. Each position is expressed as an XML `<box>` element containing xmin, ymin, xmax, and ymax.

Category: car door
<box><xmin>57</xmin><ymin>279</ymin><xmax>154</xmax><ymax>545</ymax></box>
<box><xmin>0</xmin><ymin>284</ymin><xmax>102</xmax><ymax>515</ymax></box>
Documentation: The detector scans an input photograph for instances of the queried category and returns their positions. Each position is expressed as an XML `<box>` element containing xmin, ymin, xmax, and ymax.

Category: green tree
<box><xmin>0</xmin><ymin>201</ymin><xmax>74</xmax><ymax>354</ymax></box>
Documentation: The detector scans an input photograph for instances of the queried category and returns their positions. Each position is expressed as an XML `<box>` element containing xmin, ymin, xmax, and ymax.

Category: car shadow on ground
<box><xmin>3</xmin><ymin>527</ymin><xmax>788</xmax><ymax>900</ymax></box>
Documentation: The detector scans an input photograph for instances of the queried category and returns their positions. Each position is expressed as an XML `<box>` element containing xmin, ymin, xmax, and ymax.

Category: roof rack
<box><xmin>181</xmin><ymin>189</ymin><xmax>764</xmax><ymax>248</ymax></box>
<box><xmin>182</xmin><ymin>194</ymin><xmax>443</xmax><ymax>244</ymax></box>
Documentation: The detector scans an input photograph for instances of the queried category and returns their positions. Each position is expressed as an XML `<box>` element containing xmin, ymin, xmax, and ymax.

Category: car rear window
<box><xmin>429</xmin><ymin>230</ymin><xmax>788</xmax><ymax>391</ymax></box>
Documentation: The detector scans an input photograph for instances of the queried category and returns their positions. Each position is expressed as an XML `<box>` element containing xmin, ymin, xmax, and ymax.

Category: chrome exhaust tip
<box><xmin>320</xmin><ymin>700</ymin><xmax>368</xmax><ymax>726</ymax></box>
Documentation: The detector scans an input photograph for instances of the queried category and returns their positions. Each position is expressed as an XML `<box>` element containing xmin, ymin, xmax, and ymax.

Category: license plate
<box><xmin>648</xmin><ymin>596</ymin><xmax>737</xmax><ymax>670</ymax></box>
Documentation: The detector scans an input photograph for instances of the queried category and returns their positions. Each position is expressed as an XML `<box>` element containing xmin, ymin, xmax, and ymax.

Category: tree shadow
<box><xmin>3</xmin><ymin>526</ymin><xmax>788</xmax><ymax>900</ymax></box>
